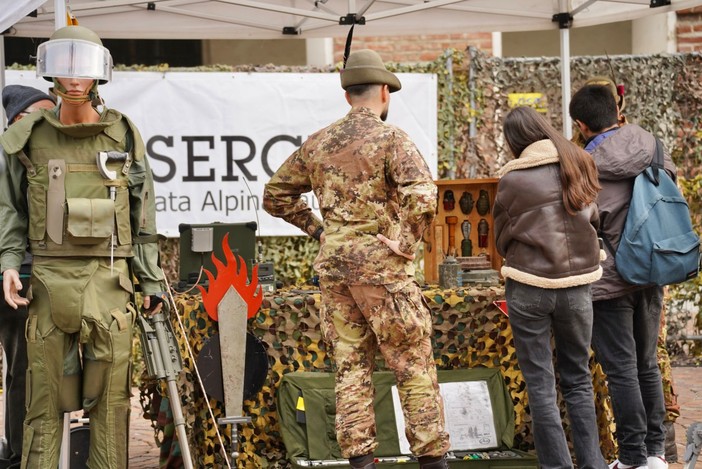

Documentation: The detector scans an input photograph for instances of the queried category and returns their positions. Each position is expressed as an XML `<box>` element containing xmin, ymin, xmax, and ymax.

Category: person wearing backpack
<box><xmin>573</xmin><ymin>77</ymin><xmax>683</xmax><ymax>463</ymax></box>
<box><xmin>570</xmin><ymin>85</ymin><xmax>678</xmax><ymax>469</ymax></box>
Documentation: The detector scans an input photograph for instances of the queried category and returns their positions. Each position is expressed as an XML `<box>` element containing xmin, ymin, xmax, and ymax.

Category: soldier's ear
<box><xmin>381</xmin><ymin>84</ymin><xmax>390</xmax><ymax>103</ymax></box>
<box><xmin>345</xmin><ymin>91</ymin><xmax>352</xmax><ymax>106</ymax></box>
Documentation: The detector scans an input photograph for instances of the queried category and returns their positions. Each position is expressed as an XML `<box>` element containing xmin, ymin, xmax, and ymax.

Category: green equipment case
<box><xmin>178</xmin><ymin>221</ymin><xmax>257</xmax><ymax>285</ymax></box>
<box><xmin>278</xmin><ymin>368</ymin><xmax>539</xmax><ymax>468</ymax></box>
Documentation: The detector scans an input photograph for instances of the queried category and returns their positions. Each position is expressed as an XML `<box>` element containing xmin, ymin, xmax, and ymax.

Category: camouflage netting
<box><xmin>144</xmin><ymin>288</ymin><xmax>616</xmax><ymax>467</ymax></box>
<box><xmin>145</xmin><ymin>49</ymin><xmax>701</xmax><ymax>359</ymax></box>
<box><xmin>421</xmin><ymin>49</ymin><xmax>702</xmax><ymax>359</ymax></box>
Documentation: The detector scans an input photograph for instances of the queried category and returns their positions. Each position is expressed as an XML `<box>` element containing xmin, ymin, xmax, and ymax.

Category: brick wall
<box><xmin>330</xmin><ymin>10</ymin><xmax>702</xmax><ymax>61</ymax></box>
<box><xmin>333</xmin><ymin>32</ymin><xmax>492</xmax><ymax>63</ymax></box>
<box><xmin>677</xmin><ymin>7</ymin><xmax>702</xmax><ymax>52</ymax></box>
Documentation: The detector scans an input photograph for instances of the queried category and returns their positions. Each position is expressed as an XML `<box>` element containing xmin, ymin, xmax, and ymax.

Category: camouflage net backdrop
<box><xmin>143</xmin><ymin>288</ymin><xmax>616</xmax><ymax>467</ymax></box>
<box><xmin>8</xmin><ymin>53</ymin><xmax>701</xmax><ymax>356</ymax></box>
<box><xmin>147</xmin><ymin>50</ymin><xmax>701</xmax><ymax>360</ymax></box>
<box><xmin>411</xmin><ymin>49</ymin><xmax>702</xmax><ymax>360</ymax></box>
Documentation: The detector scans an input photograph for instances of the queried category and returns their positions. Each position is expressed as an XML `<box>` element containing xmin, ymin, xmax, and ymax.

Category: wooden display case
<box><xmin>424</xmin><ymin>178</ymin><xmax>502</xmax><ymax>285</ymax></box>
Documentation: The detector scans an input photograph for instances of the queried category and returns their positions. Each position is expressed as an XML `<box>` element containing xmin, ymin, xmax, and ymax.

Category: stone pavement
<box><xmin>1</xmin><ymin>366</ymin><xmax>701</xmax><ymax>468</ymax></box>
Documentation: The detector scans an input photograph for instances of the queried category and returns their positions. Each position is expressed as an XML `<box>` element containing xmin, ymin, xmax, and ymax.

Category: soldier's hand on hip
<box><xmin>2</xmin><ymin>269</ymin><xmax>29</xmax><ymax>309</ymax></box>
<box><xmin>377</xmin><ymin>233</ymin><xmax>415</xmax><ymax>261</ymax></box>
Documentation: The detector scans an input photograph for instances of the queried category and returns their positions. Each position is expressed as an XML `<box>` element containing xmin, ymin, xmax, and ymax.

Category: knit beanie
<box><xmin>2</xmin><ymin>85</ymin><xmax>56</xmax><ymax>124</ymax></box>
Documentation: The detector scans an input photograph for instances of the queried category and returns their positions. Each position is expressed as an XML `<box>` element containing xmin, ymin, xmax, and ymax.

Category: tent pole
<box><xmin>560</xmin><ymin>27</ymin><xmax>572</xmax><ymax>139</ymax></box>
<box><xmin>559</xmin><ymin>0</ymin><xmax>572</xmax><ymax>139</ymax></box>
<box><xmin>55</xmin><ymin>0</ymin><xmax>67</xmax><ymax>29</ymax></box>
<box><xmin>1</xmin><ymin>35</ymin><xmax>6</xmax><ymax>129</ymax></box>
<box><xmin>54</xmin><ymin>3</ymin><xmax>70</xmax><ymax>466</ymax></box>
<box><xmin>560</xmin><ymin>28</ymin><xmax>573</xmax><ymax>140</ymax></box>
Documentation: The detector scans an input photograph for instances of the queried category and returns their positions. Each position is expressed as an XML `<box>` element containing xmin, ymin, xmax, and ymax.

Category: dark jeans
<box><xmin>591</xmin><ymin>287</ymin><xmax>666</xmax><ymax>466</ymax></box>
<box><xmin>506</xmin><ymin>279</ymin><xmax>606</xmax><ymax>469</ymax></box>
<box><xmin>0</xmin><ymin>278</ymin><xmax>29</xmax><ymax>468</ymax></box>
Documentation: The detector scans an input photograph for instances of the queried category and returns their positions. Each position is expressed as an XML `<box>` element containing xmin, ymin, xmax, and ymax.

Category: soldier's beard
<box><xmin>380</xmin><ymin>107</ymin><xmax>389</xmax><ymax>122</ymax></box>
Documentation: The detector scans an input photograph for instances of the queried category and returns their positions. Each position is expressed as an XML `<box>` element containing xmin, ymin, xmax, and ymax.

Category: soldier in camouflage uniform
<box><xmin>263</xmin><ymin>49</ymin><xmax>451</xmax><ymax>469</ymax></box>
<box><xmin>0</xmin><ymin>26</ymin><xmax>166</xmax><ymax>469</ymax></box>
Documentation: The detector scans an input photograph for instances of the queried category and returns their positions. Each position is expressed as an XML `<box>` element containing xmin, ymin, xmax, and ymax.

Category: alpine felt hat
<box><xmin>341</xmin><ymin>49</ymin><xmax>402</xmax><ymax>93</ymax></box>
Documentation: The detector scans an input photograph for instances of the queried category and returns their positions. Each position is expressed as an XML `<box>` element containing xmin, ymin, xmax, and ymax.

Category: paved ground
<box><xmin>1</xmin><ymin>366</ymin><xmax>701</xmax><ymax>468</ymax></box>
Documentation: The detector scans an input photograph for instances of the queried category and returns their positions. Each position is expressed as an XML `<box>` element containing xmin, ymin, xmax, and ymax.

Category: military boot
<box><xmin>664</xmin><ymin>420</ymin><xmax>678</xmax><ymax>463</ymax></box>
<box><xmin>349</xmin><ymin>453</ymin><xmax>376</xmax><ymax>469</ymax></box>
<box><xmin>418</xmin><ymin>455</ymin><xmax>449</xmax><ymax>469</ymax></box>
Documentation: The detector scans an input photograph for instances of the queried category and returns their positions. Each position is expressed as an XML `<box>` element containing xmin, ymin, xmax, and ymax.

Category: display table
<box><xmin>156</xmin><ymin>286</ymin><xmax>617</xmax><ymax>467</ymax></box>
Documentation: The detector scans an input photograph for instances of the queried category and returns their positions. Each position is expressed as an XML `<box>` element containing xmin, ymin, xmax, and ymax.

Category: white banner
<box><xmin>5</xmin><ymin>70</ymin><xmax>438</xmax><ymax>237</ymax></box>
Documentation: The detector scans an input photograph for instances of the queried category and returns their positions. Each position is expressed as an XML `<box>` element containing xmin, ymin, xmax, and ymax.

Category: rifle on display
<box><xmin>137</xmin><ymin>295</ymin><xmax>195</xmax><ymax>469</ymax></box>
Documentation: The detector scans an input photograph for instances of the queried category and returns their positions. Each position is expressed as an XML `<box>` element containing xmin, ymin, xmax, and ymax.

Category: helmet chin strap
<box><xmin>52</xmin><ymin>78</ymin><xmax>99</xmax><ymax>105</ymax></box>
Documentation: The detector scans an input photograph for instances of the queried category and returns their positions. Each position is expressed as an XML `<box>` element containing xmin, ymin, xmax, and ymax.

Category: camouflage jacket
<box><xmin>263</xmin><ymin>106</ymin><xmax>437</xmax><ymax>284</ymax></box>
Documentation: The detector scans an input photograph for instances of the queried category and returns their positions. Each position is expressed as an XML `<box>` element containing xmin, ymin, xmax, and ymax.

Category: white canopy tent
<box><xmin>3</xmin><ymin>0</ymin><xmax>702</xmax><ymax>133</ymax></box>
<box><xmin>4</xmin><ymin>0</ymin><xmax>702</xmax><ymax>39</ymax></box>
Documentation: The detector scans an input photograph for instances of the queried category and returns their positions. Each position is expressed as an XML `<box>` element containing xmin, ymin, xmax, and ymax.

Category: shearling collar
<box><xmin>498</xmin><ymin>139</ymin><xmax>560</xmax><ymax>177</ymax></box>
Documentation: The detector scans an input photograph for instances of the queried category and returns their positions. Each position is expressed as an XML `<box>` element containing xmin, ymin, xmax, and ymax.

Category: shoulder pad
<box><xmin>100</xmin><ymin>109</ymin><xmax>145</xmax><ymax>162</ymax></box>
<box><xmin>0</xmin><ymin>111</ymin><xmax>46</xmax><ymax>156</ymax></box>
<box><xmin>122</xmin><ymin>113</ymin><xmax>146</xmax><ymax>162</ymax></box>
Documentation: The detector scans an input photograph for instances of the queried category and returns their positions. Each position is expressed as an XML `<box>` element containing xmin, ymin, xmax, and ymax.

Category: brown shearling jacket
<box><xmin>494</xmin><ymin>139</ymin><xmax>604</xmax><ymax>289</ymax></box>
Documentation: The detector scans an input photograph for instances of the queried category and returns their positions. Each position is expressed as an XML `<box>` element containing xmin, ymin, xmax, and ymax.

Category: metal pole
<box><xmin>560</xmin><ymin>27</ymin><xmax>572</xmax><ymax>139</ymax></box>
<box><xmin>468</xmin><ymin>46</ymin><xmax>477</xmax><ymax>140</ymax></box>
<box><xmin>467</xmin><ymin>46</ymin><xmax>478</xmax><ymax>179</ymax></box>
<box><xmin>152</xmin><ymin>311</ymin><xmax>194</xmax><ymax>469</ymax></box>
<box><xmin>55</xmin><ymin>0</ymin><xmax>67</xmax><ymax>28</ymax></box>
<box><xmin>58</xmin><ymin>413</ymin><xmax>71</xmax><ymax>469</ymax></box>
<box><xmin>1</xmin><ymin>35</ymin><xmax>6</xmax><ymax>129</ymax></box>
<box><xmin>446</xmin><ymin>52</ymin><xmax>455</xmax><ymax>179</ymax></box>
<box><xmin>559</xmin><ymin>0</ymin><xmax>572</xmax><ymax>139</ymax></box>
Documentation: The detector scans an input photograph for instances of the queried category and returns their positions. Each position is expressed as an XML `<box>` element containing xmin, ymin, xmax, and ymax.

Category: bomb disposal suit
<box><xmin>0</xmin><ymin>26</ymin><xmax>165</xmax><ymax>469</ymax></box>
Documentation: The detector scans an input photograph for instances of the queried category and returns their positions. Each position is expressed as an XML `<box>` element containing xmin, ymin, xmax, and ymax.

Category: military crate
<box><xmin>278</xmin><ymin>368</ymin><xmax>539</xmax><ymax>468</ymax></box>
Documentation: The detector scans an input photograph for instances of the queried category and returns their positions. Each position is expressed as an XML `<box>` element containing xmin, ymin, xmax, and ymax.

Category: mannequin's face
<box><xmin>56</xmin><ymin>76</ymin><xmax>95</xmax><ymax>97</ymax></box>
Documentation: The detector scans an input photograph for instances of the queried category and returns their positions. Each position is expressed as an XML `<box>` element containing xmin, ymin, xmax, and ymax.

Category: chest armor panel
<box><xmin>25</xmin><ymin>118</ymin><xmax>133</xmax><ymax>258</ymax></box>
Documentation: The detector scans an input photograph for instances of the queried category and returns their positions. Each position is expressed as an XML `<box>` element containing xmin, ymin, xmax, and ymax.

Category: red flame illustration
<box><xmin>198</xmin><ymin>233</ymin><xmax>263</xmax><ymax>321</ymax></box>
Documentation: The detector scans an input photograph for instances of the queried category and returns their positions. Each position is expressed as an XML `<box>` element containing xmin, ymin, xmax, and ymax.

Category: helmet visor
<box><xmin>37</xmin><ymin>39</ymin><xmax>112</xmax><ymax>82</ymax></box>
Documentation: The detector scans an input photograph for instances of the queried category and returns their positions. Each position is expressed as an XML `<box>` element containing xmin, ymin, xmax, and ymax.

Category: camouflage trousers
<box><xmin>22</xmin><ymin>257</ymin><xmax>134</xmax><ymax>469</ymax></box>
<box><xmin>319</xmin><ymin>279</ymin><xmax>451</xmax><ymax>459</ymax></box>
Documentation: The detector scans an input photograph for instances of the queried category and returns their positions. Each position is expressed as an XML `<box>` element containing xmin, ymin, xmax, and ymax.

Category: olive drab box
<box><xmin>609</xmin><ymin>138</ymin><xmax>701</xmax><ymax>286</ymax></box>
<box><xmin>278</xmin><ymin>368</ymin><xmax>538</xmax><ymax>468</ymax></box>
<box><xmin>178</xmin><ymin>222</ymin><xmax>257</xmax><ymax>285</ymax></box>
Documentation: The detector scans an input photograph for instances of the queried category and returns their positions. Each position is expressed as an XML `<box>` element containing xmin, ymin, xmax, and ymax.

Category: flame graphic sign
<box><xmin>198</xmin><ymin>233</ymin><xmax>263</xmax><ymax>321</ymax></box>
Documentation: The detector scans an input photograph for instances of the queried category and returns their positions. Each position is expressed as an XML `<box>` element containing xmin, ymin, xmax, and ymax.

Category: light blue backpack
<box><xmin>610</xmin><ymin>138</ymin><xmax>700</xmax><ymax>286</ymax></box>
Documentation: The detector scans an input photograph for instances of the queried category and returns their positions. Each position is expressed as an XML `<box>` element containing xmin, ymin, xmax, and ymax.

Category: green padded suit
<box><xmin>0</xmin><ymin>107</ymin><xmax>165</xmax><ymax>469</ymax></box>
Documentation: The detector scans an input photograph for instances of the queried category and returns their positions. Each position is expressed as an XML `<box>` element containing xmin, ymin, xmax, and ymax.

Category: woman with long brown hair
<box><xmin>494</xmin><ymin>106</ymin><xmax>606</xmax><ymax>469</ymax></box>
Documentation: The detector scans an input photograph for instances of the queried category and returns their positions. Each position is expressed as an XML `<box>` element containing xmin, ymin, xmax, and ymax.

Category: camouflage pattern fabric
<box><xmin>263</xmin><ymin>106</ymin><xmax>437</xmax><ymax>285</ymax></box>
<box><xmin>318</xmin><ymin>279</ymin><xmax>450</xmax><ymax>459</ymax></box>
<box><xmin>658</xmin><ymin>296</ymin><xmax>680</xmax><ymax>422</ymax></box>
<box><xmin>139</xmin><ymin>286</ymin><xmax>618</xmax><ymax>468</ymax></box>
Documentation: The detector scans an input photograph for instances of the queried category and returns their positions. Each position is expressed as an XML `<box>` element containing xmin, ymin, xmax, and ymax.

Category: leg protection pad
<box><xmin>82</xmin><ymin>359</ymin><xmax>109</xmax><ymax>412</ymax></box>
<box><xmin>59</xmin><ymin>373</ymin><xmax>82</xmax><ymax>412</ymax></box>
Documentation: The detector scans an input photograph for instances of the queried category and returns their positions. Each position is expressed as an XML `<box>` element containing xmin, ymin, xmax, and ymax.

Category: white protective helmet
<box><xmin>36</xmin><ymin>25</ymin><xmax>112</xmax><ymax>84</ymax></box>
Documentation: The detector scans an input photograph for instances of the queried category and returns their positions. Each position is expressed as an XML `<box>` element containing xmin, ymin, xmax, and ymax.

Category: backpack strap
<box><xmin>647</xmin><ymin>138</ymin><xmax>665</xmax><ymax>186</ymax></box>
<box><xmin>597</xmin><ymin>212</ymin><xmax>617</xmax><ymax>258</ymax></box>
